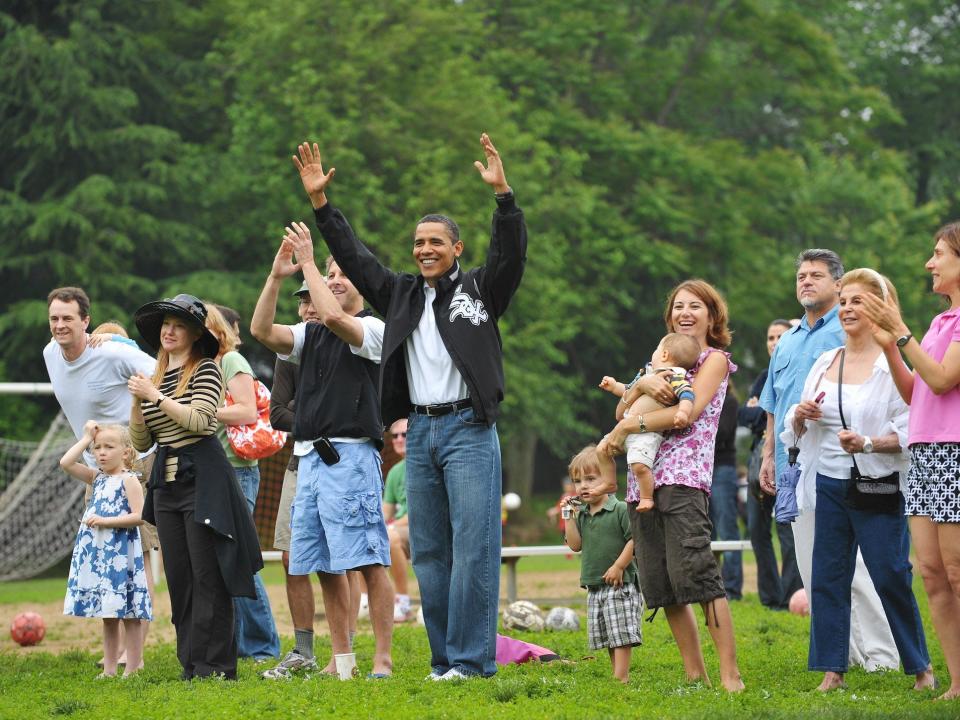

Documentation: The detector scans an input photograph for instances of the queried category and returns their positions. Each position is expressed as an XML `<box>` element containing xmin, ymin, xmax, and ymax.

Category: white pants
<box><xmin>792</xmin><ymin>509</ymin><xmax>899</xmax><ymax>671</ymax></box>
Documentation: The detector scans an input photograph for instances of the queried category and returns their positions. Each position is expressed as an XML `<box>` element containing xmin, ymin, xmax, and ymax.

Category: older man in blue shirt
<box><xmin>758</xmin><ymin>249</ymin><xmax>898</xmax><ymax>672</ymax></box>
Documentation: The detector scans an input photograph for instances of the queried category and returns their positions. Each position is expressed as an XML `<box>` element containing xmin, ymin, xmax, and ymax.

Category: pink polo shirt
<box><xmin>909</xmin><ymin>308</ymin><xmax>960</xmax><ymax>444</ymax></box>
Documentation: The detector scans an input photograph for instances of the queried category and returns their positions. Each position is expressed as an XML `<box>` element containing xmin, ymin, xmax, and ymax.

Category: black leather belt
<box><xmin>412</xmin><ymin>398</ymin><xmax>472</xmax><ymax>417</ymax></box>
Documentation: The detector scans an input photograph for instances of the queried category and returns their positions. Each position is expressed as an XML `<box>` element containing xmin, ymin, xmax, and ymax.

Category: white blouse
<box><xmin>780</xmin><ymin>347</ymin><xmax>909</xmax><ymax>512</ymax></box>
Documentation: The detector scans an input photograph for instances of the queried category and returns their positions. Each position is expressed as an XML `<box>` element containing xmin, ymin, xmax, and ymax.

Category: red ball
<box><xmin>10</xmin><ymin>611</ymin><xmax>45</xmax><ymax>646</ymax></box>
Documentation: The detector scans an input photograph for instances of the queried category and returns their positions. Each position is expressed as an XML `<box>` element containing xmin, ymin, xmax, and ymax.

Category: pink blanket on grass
<box><xmin>495</xmin><ymin>634</ymin><xmax>559</xmax><ymax>665</ymax></box>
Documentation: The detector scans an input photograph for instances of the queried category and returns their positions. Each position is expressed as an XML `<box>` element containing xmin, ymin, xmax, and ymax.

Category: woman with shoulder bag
<box><xmin>204</xmin><ymin>303</ymin><xmax>280</xmax><ymax>662</ymax></box>
<box><xmin>785</xmin><ymin>269</ymin><xmax>933</xmax><ymax>693</ymax></box>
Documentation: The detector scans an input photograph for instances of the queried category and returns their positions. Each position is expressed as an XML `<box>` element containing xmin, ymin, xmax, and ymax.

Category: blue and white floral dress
<box><xmin>63</xmin><ymin>471</ymin><xmax>152</xmax><ymax>620</ymax></box>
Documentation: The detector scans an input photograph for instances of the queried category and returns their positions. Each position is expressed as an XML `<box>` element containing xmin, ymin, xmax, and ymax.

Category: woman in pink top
<box><xmin>599</xmin><ymin>279</ymin><xmax>743</xmax><ymax>693</ymax></box>
<box><xmin>863</xmin><ymin>222</ymin><xmax>960</xmax><ymax>701</ymax></box>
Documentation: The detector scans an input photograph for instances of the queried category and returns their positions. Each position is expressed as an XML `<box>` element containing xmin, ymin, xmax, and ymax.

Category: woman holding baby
<box><xmin>600</xmin><ymin>278</ymin><xmax>743</xmax><ymax>693</ymax></box>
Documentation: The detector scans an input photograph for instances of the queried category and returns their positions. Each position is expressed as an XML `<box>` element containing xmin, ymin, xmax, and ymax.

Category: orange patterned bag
<box><xmin>225</xmin><ymin>379</ymin><xmax>287</xmax><ymax>460</ymax></box>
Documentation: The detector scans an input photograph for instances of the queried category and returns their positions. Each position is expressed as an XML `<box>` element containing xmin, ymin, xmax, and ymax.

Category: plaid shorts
<box><xmin>586</xmin><ymin>583</ymin><xmax>643</xmax><ymax>650</ymax></box>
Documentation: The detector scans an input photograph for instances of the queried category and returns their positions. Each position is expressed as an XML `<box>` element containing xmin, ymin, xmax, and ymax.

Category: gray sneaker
<box><xmin>260</xmin><ymin>650</ymin><xmax>317</xmax><ymax>680</ymax></box>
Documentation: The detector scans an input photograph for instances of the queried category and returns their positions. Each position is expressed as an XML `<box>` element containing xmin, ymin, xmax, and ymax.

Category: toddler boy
<box><xmin>563</xmin><ymin>445</ymin><xmax>641</xmax><ymax>683</ymax></box>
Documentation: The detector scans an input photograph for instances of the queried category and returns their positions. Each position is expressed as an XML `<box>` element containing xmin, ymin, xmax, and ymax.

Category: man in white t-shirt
<box><xmin>44</xmin><ymin>288</ymin><xmax>157</xmax><ymax>463</ymax></box>
<box><xmin>43</xmin><ymin>286</ymin><xmax>158</xmax><ymax>664</ymax></box>
<box><xmin>252</xmin><ymin>223</ymin><xmax>394</xmax><ymax>679</ymax></box>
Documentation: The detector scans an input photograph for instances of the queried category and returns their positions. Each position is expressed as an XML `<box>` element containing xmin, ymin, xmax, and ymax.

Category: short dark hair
<box><xmin>214</xmin><ymin>304</ymin><xmax>241</xmax><ymax>329</ymax></box>
<box><xmin>47</xmin><ymin>287</ymin><xmax>90</xmax><ymax>318</ymax></box>
<box><xmin>417</xmin><ymin>214</ymin><xmax>460</xmax><ymax>244</ymax></box>
<box><xmin>795</xmin><ymin>249</ymin><xmax>844</xmax><ymax>281</ymax></box>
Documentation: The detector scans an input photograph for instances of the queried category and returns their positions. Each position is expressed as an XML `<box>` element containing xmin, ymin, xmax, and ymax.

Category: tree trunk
<box><xmin>502</xmin><ymin>426</ymin><xmax>539</xmax><ymax>500</ymax></box>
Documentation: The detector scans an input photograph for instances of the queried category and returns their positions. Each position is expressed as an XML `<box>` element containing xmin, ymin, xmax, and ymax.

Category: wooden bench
<box><xmin>264</xmin><ymin>540</ymin><xmax>753</xmax><ymax>603</ymax></box>
<box><xmin>500</xmin><ymin>540</ymin><xmax>752</xmax><ymax>602</ymax></box>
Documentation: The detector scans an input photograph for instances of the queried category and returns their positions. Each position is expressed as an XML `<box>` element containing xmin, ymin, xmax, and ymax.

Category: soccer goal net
<box><xmin>0</xmin><ymin>406</ymin><xmax>81</xmax><ymax>581</ymax></box>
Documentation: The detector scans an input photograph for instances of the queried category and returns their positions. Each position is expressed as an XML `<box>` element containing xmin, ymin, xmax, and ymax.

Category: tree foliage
<box><xmin>1</xmin><ymin>0</ymin><xmax>955</xmax><ymax>491</ymax></box>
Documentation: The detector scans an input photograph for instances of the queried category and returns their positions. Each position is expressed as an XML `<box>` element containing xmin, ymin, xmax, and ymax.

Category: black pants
<box><xmin>747</xmin><ymin>490</ymin><xmax>802</xmax><ymax>609</ymax></box>
<box><xmin>154</xmin><ymin>478</ymin><xmax>236</xmax><ymax>679</ymax></box>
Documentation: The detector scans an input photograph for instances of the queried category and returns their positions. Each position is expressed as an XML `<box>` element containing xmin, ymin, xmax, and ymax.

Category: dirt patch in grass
<box><xmin>3</xmin><ymin>557</ymin><xmax>756</xmax><ymax>655</ymax></box>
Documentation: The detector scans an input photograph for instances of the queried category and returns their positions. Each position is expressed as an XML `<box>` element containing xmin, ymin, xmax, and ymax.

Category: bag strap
<box><xmin>837</xmin><ymin>349</ymin><xmax>863</xmax><ymax>475</ymax></box>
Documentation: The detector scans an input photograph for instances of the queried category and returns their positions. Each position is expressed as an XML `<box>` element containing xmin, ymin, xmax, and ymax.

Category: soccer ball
<box><xmin>502</xmin><ymin>600</ymin><xmax>545</xmax><ymax>632</ymax></box>
<box><xmin>545</xmin><ymin>606</ymin><xmax>580</xmax><ymax>632</ymax></box>
<box><xmin>10</xmin><ymin>612</ymin><xmax>45</xmax><ymax>646</ymax></box>
<box><xmin>502</xmin><ymin>493</ymin><xmax>522</xmax><ymax>511</ymax></box>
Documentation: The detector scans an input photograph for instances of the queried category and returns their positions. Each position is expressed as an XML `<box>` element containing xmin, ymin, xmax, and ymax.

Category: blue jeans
<box><xmin>748</xmin><ymin>489</ymin><xmax>802</xmax><ymax>608</ymax></box>
<box><xmin>708</xmin><ymin>464</ymin><xmax>743</xmax><ymax>599</ymax></box>
<box><xmin>809</xmin><ymin>473</ymin><xmax>929</xmax><ymax>674</ymax></box>
<box><xmin>232</xmin><ymin>465</ymin><xmax>280</xmax><ymax>659</ymax></box>
<box><xmin>405</xmin><ymin>406</ymin><xmax>502</xmax><ymax>677</ymax></box>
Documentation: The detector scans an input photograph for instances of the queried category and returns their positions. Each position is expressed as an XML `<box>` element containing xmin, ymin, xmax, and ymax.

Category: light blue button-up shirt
<box><xmin>759</xmin><ymin>304</ymin><xmax>844</xmax><ymax>479</ymax></box>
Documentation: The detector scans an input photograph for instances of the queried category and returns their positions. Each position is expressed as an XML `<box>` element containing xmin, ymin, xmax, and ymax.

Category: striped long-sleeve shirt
<box><xmin>130</xmin><ymin>358</ymin><xmax>223</xmax><ymax>481</ymax></box>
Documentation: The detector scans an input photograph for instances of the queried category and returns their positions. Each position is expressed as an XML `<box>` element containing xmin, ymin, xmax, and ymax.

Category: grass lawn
<box><xmin>1</xmin><ymin>557</ymin><xmax>958</xmax><ymax>720</ymax></box>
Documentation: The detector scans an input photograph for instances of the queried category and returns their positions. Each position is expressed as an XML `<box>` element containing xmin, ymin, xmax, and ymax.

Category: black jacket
<box><xmin>143</xmin><ymin>435</ymin><xmax>263</xmax><ymax>598</ymax></box>
<box><xmin>737</xmin><ymin>368</ymin><xmax>768</xmax><ymax>449</ymax></box>
<box><xmin>314</xmin><ymin>194</ymin><xmax>526</xmax><ymax>427</ymax></box>
<box><xmin>292</xmin><ymin>313</ymin><xmax>383</xmax><ymax>447</ymax></box>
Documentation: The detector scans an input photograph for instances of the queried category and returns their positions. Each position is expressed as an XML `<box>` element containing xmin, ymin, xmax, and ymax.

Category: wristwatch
<box><xmin>896</xmin><ymin>333</ymin><xmax>912</xmax><ymax>348</ymax></box>
<box><xmin>862</xmin><ymin>436</ymin><xmax>874</xmax><ymax>454</ymax></box>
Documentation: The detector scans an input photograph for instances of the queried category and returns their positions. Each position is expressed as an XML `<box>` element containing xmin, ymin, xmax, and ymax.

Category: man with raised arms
<box><xmin>292</xmin><ymin>134</ymin><xmax>526</xmax><ymax>679</ymax></box>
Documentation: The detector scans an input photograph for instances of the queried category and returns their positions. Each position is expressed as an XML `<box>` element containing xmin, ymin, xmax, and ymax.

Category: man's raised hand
<box><xmin>284</xmin><ymin>222</ymin><xmax>316</xmax><ymax>269</ymax></box>
<box><xmin>270</xmin><ymin>236</ymin><xmax>301</xmax><ymax>280</ymax></box>
<box><xmin>292</xmin><ymin>142</ymin><xmax>335</xmax><ymax>209</ymax></box>
<box><xmin>474</xmin><ymin>133</ymin><xmax>510</xmax><ymax>194</ymax></box>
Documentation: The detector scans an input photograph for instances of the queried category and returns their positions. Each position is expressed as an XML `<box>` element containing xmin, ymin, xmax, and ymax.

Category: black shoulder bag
<box><xmin>837</xmin><ymin>349</ymin><xmax>901</xmax><ymax>514</ymax></box>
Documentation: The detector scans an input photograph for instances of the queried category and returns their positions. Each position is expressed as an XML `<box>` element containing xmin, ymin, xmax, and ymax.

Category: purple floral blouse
<box><xmin>626</xmin><ymin>348</ymin><xmax>736</xmax><ymax>500</ymax></box>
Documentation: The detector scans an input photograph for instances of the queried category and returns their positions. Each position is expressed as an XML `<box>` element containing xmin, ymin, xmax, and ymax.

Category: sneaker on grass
<box><xmin>260</xmin><ymin>650</ymin><xmax>317</xmax><ymax>680</ymax></box>
<box><xmin>438</xmin><ymin>667</ymin><xmax>472</xmax><ymax>681</ymax></box>
<box><xmin>393</xmin><ymin>602</ymin><xmax>416</xmax><ymax>623</ymax></box>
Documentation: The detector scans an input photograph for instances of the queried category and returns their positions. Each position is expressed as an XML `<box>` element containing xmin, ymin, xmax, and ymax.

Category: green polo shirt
<box><xmin>383</xmin><ymin>459</ymin><xmax>407</xmax><ymax>520</ymax></box>
<box><xmin>576</xmin><ymin>496</ymin><xmax>637</xmax><ymax>589</ymax></box>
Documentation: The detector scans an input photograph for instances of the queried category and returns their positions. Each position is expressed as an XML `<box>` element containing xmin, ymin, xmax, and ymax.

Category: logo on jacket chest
<box><xmin>449</xmin><ymin>284</ymin><xmax>489</xmax><ymax>326</ymax></box>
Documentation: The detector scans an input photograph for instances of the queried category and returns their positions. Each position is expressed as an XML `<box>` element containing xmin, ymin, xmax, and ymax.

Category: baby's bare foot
<box><xmin>636</xmin><ymin>498</ymin><xmax>654</xmax><ymax>513</ymax></box>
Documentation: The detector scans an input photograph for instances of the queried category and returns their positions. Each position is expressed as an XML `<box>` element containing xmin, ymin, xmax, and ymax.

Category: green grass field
<box><xmin>2</xmin><ymin>555</ymin><xmax>958</xmax><ymax>720</ymax></box>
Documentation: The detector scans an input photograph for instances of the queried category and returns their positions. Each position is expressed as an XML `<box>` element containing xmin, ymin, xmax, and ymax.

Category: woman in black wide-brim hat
<box><xmin>127</xmin><ymin>294</ymin><xmax>263</xmax><ymax>680</ymax></box>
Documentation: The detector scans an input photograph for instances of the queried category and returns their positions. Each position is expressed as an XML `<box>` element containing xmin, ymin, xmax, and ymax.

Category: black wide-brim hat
<box><xmin>134</xmin><ymin>293</ymin><xmax>220</xmax><ymax>359</ymax></box>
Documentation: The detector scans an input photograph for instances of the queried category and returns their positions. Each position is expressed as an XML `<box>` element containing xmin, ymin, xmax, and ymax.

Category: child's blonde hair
<box><xmin>92</xmin><ymin>321</ymin><xmax>129</xmax><ymax>338</ymax></box>
<box><xmin>568</xmin><ymin>445</ymin><xmax>601</xmax><ymax>480</ymax></box>
<box><xmin>94</xmin><ymin>424</ymin><xmax>142</xmax><ymax>475</ymax></box>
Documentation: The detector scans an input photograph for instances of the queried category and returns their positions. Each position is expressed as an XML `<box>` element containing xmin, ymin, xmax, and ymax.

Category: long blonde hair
<box><xmin>203</xmin><ymin>302</ymin><xmax>240</xmax><ymax>356</ymax></box>
<box><xmin>150</xmin><ymin>317</ymin><xmax>205</xmax><ymax>397</ymax></box>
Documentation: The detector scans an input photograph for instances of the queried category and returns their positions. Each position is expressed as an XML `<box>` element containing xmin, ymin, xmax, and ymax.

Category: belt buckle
<box><xmin>425</xmin><ymin>404</ymin><xmax>443</xmax><ymax>417</ymax></box>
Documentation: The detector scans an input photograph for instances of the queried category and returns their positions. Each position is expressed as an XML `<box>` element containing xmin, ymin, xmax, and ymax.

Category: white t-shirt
<box><xmin>43</xmin><ymin>338</ymin><xmax>156</xmax><ymax>465</ymax></box>
<box><xmin>404</xmin><ymin>284</ymin><xmax>469</xmax><ymax>405</ymax></box>
<box><xmin>277</xmin><ymin>316</ymin><xmax>385</xmax><ymax>454</ymax></box>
